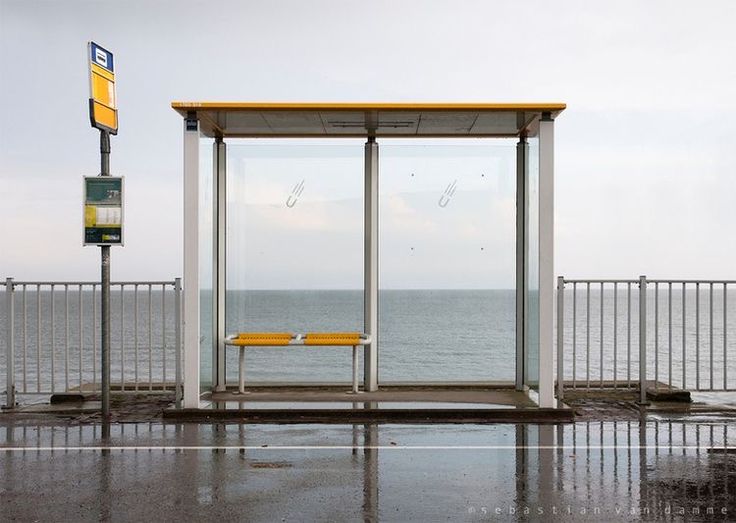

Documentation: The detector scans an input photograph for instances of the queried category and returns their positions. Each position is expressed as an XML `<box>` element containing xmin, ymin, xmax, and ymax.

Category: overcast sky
<box><xmin>1</xmin><ymin>0</ymin><xmax>735</xmax><ymax>288</ymax></box>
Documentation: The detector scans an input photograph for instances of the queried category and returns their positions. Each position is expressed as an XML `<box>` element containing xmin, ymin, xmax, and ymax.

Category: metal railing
<box><xmin>2</xmin><ymin>278</ymin><xmax>181</xmax><ymax>408</ymax></box>
<box><xmin>556</xmin><ymin>276</ymin><xmax>735</xmax><ymax>402</ymax></box>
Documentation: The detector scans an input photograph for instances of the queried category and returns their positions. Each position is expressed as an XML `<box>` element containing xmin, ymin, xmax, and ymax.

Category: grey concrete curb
<box><xmin>162</xmin><ymin>407</ymin><xmax>575</xmax><ymax>424</ymax></box>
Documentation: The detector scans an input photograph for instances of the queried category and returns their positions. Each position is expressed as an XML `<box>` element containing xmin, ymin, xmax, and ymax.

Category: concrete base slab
<box><xmin>164</xmin><ymin>387</ymin><xmax>575</xmax><ymax>423</ymax></box>
<box><xmin>647</xmin><ymin>388</ymin><xmax>691</xmax><ymax>402</ymax></box>
<box><xmin>648</xmin><ymin>391</ymin><xmax>736</xmax><ymax>418</ymax></box>
<box><xmin>50</xmin><ymin>393</ymin><xmax>87</xmax><ymax>404</ymax></box>
<box><xmin>560</xmin><ymin>381</ymin><xmax>692</xmax><ymax>403</ymax></box>
<box><xmin>210</xmin><ymin>387</ymin><xmax>536</xmax><ymax>407</ymax></box>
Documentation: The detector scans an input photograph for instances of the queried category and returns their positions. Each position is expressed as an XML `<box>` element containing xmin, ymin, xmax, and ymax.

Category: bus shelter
<box><xmin>172</xmin><ymin>102</ymin><xmax>564</xmax><ymax>410</ymax></box>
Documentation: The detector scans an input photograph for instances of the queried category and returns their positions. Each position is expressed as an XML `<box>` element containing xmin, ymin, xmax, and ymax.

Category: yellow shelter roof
<box><xmin>171</xmin><ymin>102</ymin><xmax>565</xmax><ymax>138</ymax></box>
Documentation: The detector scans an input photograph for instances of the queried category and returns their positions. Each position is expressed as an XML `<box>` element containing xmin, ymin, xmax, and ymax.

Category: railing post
<box><xmin>174</xmin><ymin>277</ymin><xmax>182</xmax><ymax>408</ymax></box>
<box><xmin>556</xmin><ymin>276</ymin><xmax>565</xmax><ymax>401</ymax></box>
<box><xmin>639</xmin><ymin>275</ymin><xmax>648</xmax><ymax>404</ymax></box>
<box><xmin>4</xmin><ymin>278</ymin><xmax>15</xmax><ymax>409</ymax></box>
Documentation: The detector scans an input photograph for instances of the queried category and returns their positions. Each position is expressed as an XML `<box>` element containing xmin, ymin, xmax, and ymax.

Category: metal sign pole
<box><xmin>86</xmin><ymin>41</ymin><xmax>118</xmax><ymax>426</ymax></box>
<box><xmin>100</xmin><ymin>130</ymin><xmax>111</xmax><ymax>421</ymax></box>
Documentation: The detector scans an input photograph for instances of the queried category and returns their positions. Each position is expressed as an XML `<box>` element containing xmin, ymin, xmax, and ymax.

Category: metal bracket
<box><xmin>186</xmin><ymin>111</ymin><xmax>198</xmax><ymax>131</ymax></box>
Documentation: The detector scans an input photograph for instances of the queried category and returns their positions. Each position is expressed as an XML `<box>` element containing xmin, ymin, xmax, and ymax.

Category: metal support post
<box><xmin>639</xmin><ymin>275</ymin><xmax>648</xmax><ymax>404</ymax></box>
<box><xmin>174</xmin><ymin>277</ymin><xmax>182</xmax><ymax>408</ymax></box>
<box><xmin>352</xmin><ymin>345</ymin><xmax>360</xmax><ymax>394</ymax></box>
<box><xmin>556</xmin><ymin>276</ymin><xmax>565</xmax><ymax>401</ymax></box>
<box><xmin>182</xmin><ymin>113</ymin><xmax>201</xmax><ymax>408</ymax></box>
<box><xmin>4</xmin><ymin>278</ymin><xmax>15</xmax><ymax>408</ymax></box>
<box><xmin>213</xmin><ymin>137</ymin><xmax>226</xmax><ymax>391</ymax></box>
<box><xmin>100</xmin><ymin>130</ymin><xmax>111</xmax><ymax>421</ymax></box>
<box><xmin>538</xmin><ymin>114</ymin><xmax>555</xmax><ymax>408</ymax></box>
<box><xmin>364</xmin><ymin>137</ymin><xmax>379</xmax><ymax>391</ymax></box>
<box><xmin>238</xmin><ymin>348</ymin><xmax>245</xmax><ymax>394</ymax></box>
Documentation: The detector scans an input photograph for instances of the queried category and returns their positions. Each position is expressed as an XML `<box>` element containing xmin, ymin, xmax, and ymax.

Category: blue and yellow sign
<box><xmin>88</xmin><ymin>42</ymin><xmax>118</xmax><ymax>134</ymax></box>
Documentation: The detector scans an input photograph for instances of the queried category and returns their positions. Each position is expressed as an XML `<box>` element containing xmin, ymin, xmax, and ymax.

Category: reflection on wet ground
<box><xmin>1</xmin><ymin>419</ymin><xmax>734</xmax><ymax>521</ymax></box>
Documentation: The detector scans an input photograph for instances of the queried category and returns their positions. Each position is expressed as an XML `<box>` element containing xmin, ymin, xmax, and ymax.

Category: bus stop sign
<box><xmin>88</xmin><ymin>42</ymin><xmax>118</xmax><ymax>134</ymax></box>
<box><xmin>84</xmin><ymin>176</ymin><xmax>124</xmax><ymax>245</ymax></box>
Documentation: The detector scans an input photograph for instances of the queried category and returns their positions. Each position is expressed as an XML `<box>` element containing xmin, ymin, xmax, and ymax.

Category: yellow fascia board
<box><xmin>171</xmin><ymin>101</ymin><xmax>566</xmax><ymax>113</ymax></box>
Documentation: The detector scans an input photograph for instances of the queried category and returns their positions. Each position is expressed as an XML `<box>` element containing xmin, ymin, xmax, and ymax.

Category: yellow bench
<box><xmin>224</xmin><ymin>332</ymin><xmax>371</xmax><ymax>394</ymax></box>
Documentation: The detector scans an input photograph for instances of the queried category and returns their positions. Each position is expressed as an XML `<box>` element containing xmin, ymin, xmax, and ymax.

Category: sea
<box><xmin>1</xmin><ymin>288</ymin><xmax>735</xmax><ymax>395</ymax></box>
<box><xmin>212</xmin><ymin>289</ymin><xmax>515</xmax><ymax>384</ymax></box>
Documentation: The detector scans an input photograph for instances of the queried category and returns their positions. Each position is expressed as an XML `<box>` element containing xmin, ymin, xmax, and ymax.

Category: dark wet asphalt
<box><xmin>1</xmin><ymin>419</ymin><xmax>735</xmax><ymax>522</ymax></box>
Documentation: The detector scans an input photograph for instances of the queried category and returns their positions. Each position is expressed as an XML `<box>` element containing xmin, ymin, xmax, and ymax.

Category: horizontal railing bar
<box><xmin>9</xmin><ymin>280</ymin><xmax>177</xmax><ymax>286</ymax></box>
<box><xmin>12</xmin><ymin>390</ymin><xmax>177</xmax><ymax>396</ymax></box>
<box><xmin>6</xmin><ymin>277</ymin><xmax>733</xmax><ymax>286</ymax></box>
<box><xmin>562</xmin><ymin>278</ymin><xmax>735</xmax><ymax>285</ymax></box>
<box><xmin>563</xmin><ymin>279</ymin><xmax>639</xmax><ymax>284</ymax></box>
<box><xmin>647</xmin><ymin>279</ymin><xmax>736</xmax><ymax>284</ymax></box>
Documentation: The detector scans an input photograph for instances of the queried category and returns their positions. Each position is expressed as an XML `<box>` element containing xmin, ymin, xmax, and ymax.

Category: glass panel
<box><xmin>525</xmin><ymin>136</ymin><xmax>540</xmax><ymax>389</ymax></box>
<box><xmin>199</xmin><ymin>139</ymin><xmax>213</xmax><ymax>390</ymax></box>
<box><xmin>379</xmin><ymin>140</ymin><xmax>516</xmax><ymax>382</ymax></box>
<box><xmin>199</xmin><ymin>138</ymin><xmax>213</xmax><ymax>391</ymax></box>
<box><xmin>226</xmin><ymin>140</ymin><xmax>364</xmax><ymax>383</ymax></box>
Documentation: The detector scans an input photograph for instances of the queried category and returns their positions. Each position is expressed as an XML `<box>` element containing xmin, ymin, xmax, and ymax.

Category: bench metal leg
<box><xmin>238</xmin><ymin>347</ymin><xmax>245</xmax><ymax>394</ymax></box>
<box><xmin>351</xmin><ymin>345</ymin><xmax>362</xmax><ymax>394</ymax></box>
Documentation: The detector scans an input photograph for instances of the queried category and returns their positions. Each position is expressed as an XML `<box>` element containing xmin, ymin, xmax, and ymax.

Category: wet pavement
<box><xmin>1</xmin><ymin>416</ymin><xmax>735</xmax><ymax>521</ymax></box>
<box><xmin>13</xmin><ymin>389</ymin><xmax>575</xmax><ymax>424</ymax></box>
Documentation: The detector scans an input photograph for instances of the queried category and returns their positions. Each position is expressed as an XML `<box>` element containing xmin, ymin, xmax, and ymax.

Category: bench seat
<box><xmin>224</xmin><ymin>332</ymin><xmax>371</xmax><ymax>393</ymax></box>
